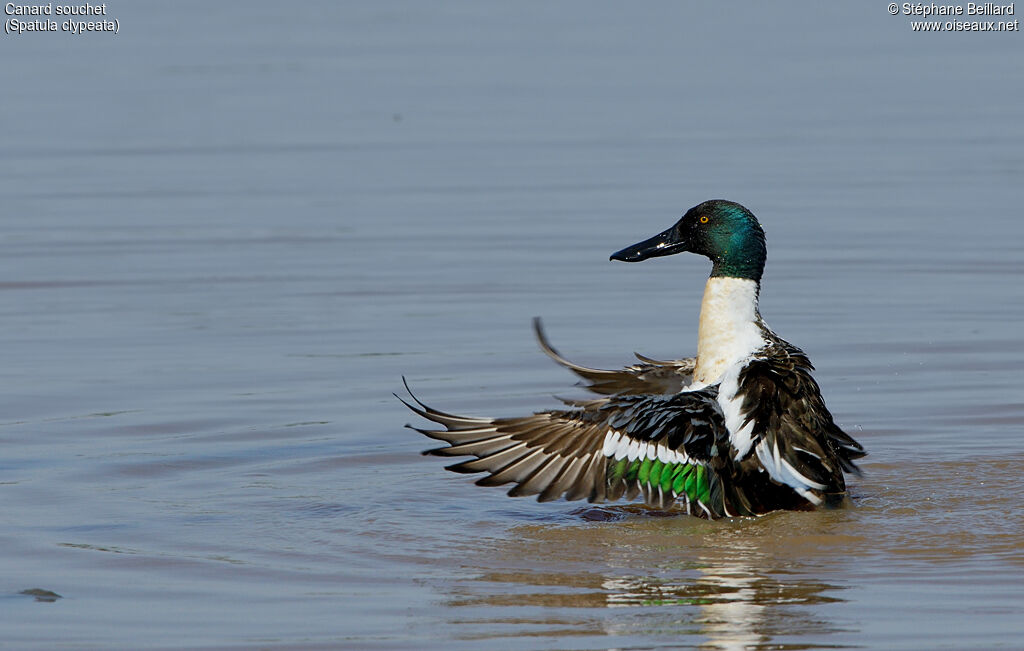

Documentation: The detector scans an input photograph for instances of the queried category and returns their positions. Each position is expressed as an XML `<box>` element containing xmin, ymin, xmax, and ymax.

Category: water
<box><xmin>1</xmin><ymin>2</ymin><xmax>1022</xmax><ymax>648</ymax></box>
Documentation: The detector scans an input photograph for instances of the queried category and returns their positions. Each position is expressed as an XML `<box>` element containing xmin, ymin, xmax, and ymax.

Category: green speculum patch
<box><xmin>608</xmin><ymin>457</ymin><xmax>711</xmax><ymax>505</ymax></box>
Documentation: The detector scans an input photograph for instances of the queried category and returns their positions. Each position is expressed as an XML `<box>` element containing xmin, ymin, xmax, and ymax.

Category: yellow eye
<box><xmin>699</xmin><ymin>215</ymin><xmax>709</xmax><ymax>224</ymax></box>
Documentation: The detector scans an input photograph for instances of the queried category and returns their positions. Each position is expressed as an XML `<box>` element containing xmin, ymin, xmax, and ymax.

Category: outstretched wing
<box><xmin>400</xmin><ymin>379</ymin><xmax>728</xmax><ymax>517</ymax></box>
<box><xmin>730</xmin><ymin>336</ymin><xmax>866</xmax><ymax>506</ymax></box>
<box><xmin>533</xmin><ymin>318</ymin><xmax>696</xmax><ymax>396</ymax></box>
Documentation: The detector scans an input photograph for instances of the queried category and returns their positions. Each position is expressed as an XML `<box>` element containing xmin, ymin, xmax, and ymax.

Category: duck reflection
<box><xmin>436</xmin><ymin>508</ymin><xmax>851</xmax><ymax>648</ymax></box>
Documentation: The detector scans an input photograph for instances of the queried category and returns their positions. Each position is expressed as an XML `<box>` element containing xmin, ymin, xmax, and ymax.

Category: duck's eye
<box><xmin>699</xmin><ymin>215</ymin><xmax>709</xmax><ymax>224</ymax></box>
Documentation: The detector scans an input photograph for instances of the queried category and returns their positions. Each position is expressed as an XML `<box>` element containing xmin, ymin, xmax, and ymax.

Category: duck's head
<box><xmin>610</xmin><ymin>199</ymin><xmax>767</xmax><ymax>282</ymax></box>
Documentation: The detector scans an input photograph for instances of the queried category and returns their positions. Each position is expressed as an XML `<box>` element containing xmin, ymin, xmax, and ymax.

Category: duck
<box><xmin>399</xmin><ymin>199</ymin><xmax>865</xmax><ymax>518</ymax></box>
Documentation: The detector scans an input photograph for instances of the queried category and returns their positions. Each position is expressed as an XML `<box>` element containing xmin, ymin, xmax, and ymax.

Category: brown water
<box><xmin>2</xmin><ymin>3</ymin><xmax>1023</xmax><ymax>649</ymax></box>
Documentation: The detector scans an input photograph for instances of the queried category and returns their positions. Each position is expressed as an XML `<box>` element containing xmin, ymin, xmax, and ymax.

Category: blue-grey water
<box><xmin>2</xmin><ymin>2</ymin><xmax>1022</xmax><ymax>649</ymax></box>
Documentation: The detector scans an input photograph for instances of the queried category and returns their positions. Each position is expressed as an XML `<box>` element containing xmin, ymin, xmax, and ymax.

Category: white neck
<box><xmin>693</xmin><ymin>277</ymin><xmax>765</xmax><ymax>385</ymax></box>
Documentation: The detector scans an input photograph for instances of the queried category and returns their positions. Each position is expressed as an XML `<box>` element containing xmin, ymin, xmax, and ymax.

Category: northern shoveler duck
<box><xmin>400</xmin><ymin>200</ymin><xmax>865</xmax><ymax>518</ymax></box>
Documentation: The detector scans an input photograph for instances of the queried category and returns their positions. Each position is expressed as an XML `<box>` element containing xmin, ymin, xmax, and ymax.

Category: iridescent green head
<box><xmin>610</xmin><ymin>200</ymin><xmax>767</xmax><ymax>282</ymax></box>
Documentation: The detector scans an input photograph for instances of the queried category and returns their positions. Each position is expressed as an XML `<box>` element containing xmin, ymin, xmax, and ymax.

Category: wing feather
<box><xmin>509</xmin><ymin>453</ymin><xmax>570</xmax><ymax>498</ymax></box>
<box><xmin>733</xmin><ymin>335</ymin><xmax>866</xmax><ymax>505</ymax></box>
<box><xmin>405</xmin><ymin>381</ymin><xmax>728</xmax><ymax>515</ymax></box>
<box><xmin>533</xmin><ymin>318</ymin><xmax>695</xmax><ymax>396</ymax></box>
<box><xmin>402</xmin><ymin>325</ymin><xmax>866</xmax><ymax>517</ymax></box>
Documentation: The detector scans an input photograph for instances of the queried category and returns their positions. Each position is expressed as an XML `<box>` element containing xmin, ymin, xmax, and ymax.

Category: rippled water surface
<box><xmin>2</xmin><ymin>3</ymin><xmax>1022</xmax><ymax>649</ymax></box>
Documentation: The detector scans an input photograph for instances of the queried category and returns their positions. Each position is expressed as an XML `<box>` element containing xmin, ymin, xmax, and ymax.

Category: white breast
<box><xmin>687</xmin><ymin>277</ymin><xmax>768</xmax><ymax>459</ymax></box>
<box><xmin>693</xmin><ymin>277</ymin><xmax>766</xmax><ymax>386</ymax></box>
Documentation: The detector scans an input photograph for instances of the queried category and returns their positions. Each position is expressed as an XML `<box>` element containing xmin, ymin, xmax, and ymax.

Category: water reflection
<box><xmin>434</xmin><ymin>508</ymin><xmax>850</xmax><ymax>648</ymax></box>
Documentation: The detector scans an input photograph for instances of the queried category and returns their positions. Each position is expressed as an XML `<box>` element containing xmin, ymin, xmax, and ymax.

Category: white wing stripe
<box><xmin>602</xmin><ymin>430</ymin><xmax>621</xmax><ymax>457</ymax></box>
<box><xmin>656</xmin><ymin>445</ymin><xmax>670</xmax><ymax>463</ymax></box>
<box><xmin>779</xmin><ymin>456</ymin><xmax>827</xmax><ymax>491</ymax></box>
<box><xmin>755</xmin><ymin>439</ymin><xmax>825</xmax><ymax>504</ymax></box>
<box><xmin>602</xmin><ymin>431</ymin><xmax>696</xmax><ymax>467</ymax></box>
<box><xmin>614</xmin><ymin>436</ymin><xmax>630</xmax><ymax>460</ymax></box>
<box><xmin>626</xmin><ymin>438</ymin><xmax>641</xmax><ymax>461</ymax></box>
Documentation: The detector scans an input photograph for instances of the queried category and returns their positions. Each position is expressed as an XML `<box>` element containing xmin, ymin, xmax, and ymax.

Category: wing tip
<box><xmin>531</xmin><ymin>318</ymin><xmax>618</xmax><ymax>382</ymax></box>
<box><xmin>532</xmin><ymin>316</ymin><xmax>564</xmax><ymax>362</ymax></box>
